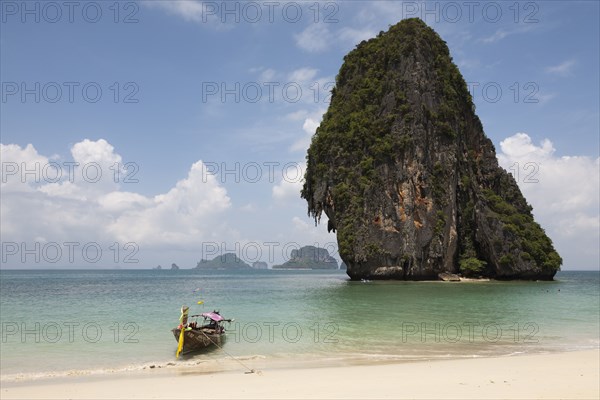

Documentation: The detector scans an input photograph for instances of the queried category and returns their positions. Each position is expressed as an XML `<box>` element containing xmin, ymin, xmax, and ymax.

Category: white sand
<box><xmin>2</xmin><ymin>350</ymin><xmax>598</xmax><ymax>399</ymax></box>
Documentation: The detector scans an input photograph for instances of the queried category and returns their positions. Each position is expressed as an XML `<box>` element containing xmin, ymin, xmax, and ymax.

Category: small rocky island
<box><xmin>195</xmin><ymin>253</ymin><xmax>252</xmax><ymax>270</ymax></box>
<box><xmin>301</xmin><ymin>18</ymin><xmax>561</xmax><ymax>281</ymax></box>
<box><xmin>272</xmin><ymin>246</ymin><xmax>338</xmax><ymax>270</ymax></box>
<box><xmin>252</xmin><ymin>261</ymin><xmax>269</xmax><ymax>270</ymax></box>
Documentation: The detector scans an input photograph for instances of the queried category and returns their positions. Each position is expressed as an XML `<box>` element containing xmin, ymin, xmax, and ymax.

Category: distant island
<box><xmin>252</xmin><ymin>261</ymin><xmax>269</xmax><ymax>270</ymax></box>
<box><xmin>149</xmin><ymin>247</ymin><xmax>342</xmax><ymax>271</ymax></box>
<box><xmin>272</xmin><ymin>246</ymin><xmax>338</xmax><ymax>270</ymax></box>
<box><xmin>195</xmin><ymin>253</ymin><xmax>252</xmax><ymax>270</ymax></box>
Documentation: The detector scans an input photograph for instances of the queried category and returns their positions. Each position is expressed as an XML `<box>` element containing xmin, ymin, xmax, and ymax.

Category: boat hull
<box><xmin>172</xmin><ymin>328</ymin><xmax>225</xmax><ymax>353</ymax></box>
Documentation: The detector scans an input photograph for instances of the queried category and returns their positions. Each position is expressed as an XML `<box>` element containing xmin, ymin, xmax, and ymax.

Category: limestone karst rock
<box><xmin>301</xmin><ymin>19</ymin><xmax>561</xmax><ymax>280</ymax></box>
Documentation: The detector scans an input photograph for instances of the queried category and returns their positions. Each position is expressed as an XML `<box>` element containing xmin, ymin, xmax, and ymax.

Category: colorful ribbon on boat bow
<box><xmin>176</xmin><ymin>306</ymin><xmax>189</xmax><ymax>358</ymax></box>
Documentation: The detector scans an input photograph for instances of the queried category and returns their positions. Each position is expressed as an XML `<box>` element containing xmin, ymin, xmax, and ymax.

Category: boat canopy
<box><xmin>201</xmin><ymin>312</ymin><xmax>224</xmax><ymax>322</ymax></box>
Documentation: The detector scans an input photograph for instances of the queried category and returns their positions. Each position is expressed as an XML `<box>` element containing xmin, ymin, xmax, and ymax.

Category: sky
<box><xmin>1</xmin><ymin>0</ymin><xmax>598</xmax><ymax>270</ymax></box>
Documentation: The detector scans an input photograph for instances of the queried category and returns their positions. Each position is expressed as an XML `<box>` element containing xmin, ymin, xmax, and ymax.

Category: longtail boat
<box><xmin>172</xmin><ymin>308</ymin><xmax>232</xmax><ymax>355</ymax></box>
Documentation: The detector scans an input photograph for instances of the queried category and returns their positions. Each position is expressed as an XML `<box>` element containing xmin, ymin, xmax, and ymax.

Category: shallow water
<box><xmin>1</xmin><ymin>269</ymin><xmax>598</xmax><ymax>380</ymax></box>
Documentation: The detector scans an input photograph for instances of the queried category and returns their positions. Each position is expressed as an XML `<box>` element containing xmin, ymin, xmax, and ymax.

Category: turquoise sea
<box><xmin>1</xmin><ymin>269</ymin><xmax>598</xmax><ymax>380</ymax></box>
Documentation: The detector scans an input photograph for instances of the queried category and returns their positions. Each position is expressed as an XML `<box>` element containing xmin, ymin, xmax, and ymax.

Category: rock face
<box><xmin>272</xmin><ymin>246</ymin><xmax>338</xmax><ymax>269</ymax></box>
<box><xmin>171</xmin><ymin>263</ymin><xmax>179</xmax><ymax>270</ymax></box>
<box><xmin>301</xmin><ymin>19</ymin><xmax>561</xmax><ymax>281</ymax></box>
<box><xmin>195</xmin><ymin>253</ymin><xmax>252</xmax><ymax>269</ymax></box>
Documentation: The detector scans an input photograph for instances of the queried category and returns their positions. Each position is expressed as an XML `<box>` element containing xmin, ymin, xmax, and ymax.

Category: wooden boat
<box><xmin>172</xmin><ymin>310</ymin><xmax>232</xmax><ymax>354</ymax></box>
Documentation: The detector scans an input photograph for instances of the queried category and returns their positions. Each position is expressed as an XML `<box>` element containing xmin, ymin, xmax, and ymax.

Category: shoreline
<box><xmin>2</xmin><ymin>343</ymin><xmax>596</xmax><ymax>384</ymax></box>
<box><xmin>2</xmin><ymin>349</ymin><xmax>598</xmax><ymax>399</ymax></box>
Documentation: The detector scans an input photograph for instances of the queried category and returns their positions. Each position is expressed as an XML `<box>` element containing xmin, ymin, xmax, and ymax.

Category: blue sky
<box><xmin>1</xmin><ymin>1</ymin><xmax>599</xmax><ymax>270</ymax></box>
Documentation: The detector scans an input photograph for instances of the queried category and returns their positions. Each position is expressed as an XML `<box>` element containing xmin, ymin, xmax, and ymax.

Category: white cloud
<box><xmin>497</xmin><ymin>133</ymin><xmax>555</xmax><ymax>161</ymax></box>
<box><xmin>294</xmin><ymin>24</ymin><xmax>332</xmax><ymax>53</ymax></box>
<box><xmin>0</xmin><ymin>139</ymin><xmax>126</xmax><ymax>205</ymax></box>
<box><xmin>259</xmin><ymin>68</ymin><xmax>277</xmax><ymax>81</ymax></box>
<box><xmin>1</xmin><ymin>140</ymin><xmax>233</xmax><ymax>266</ymax></box>
<box><xmin>303</xmin><ymin>118</ymin><xmax>320</xmax><ymax>136</ymax></box>
<box><xmin>338</xmin><ymin>27</ymin><xmax>376</xmax><ymax>45</ymax></box>
<box><xmin>285</xmin><ymin>110</ymin><xmax>310</xmax><ymax>121</ymax></box>
<box><xmin>288</xmin><ymin>67</ymin><xmax>319</xmax><ymax>84</ymax></box>
<box><xmin>239</xmin><ymin>203</ymin><xmax>256</xmax><ymax>212</ymax></box>
<box><xmin>98</xmin><ymin>191</ymin><xmax>153</xmax><ymax>213</ymax></box>
<box><xmin>146</xmin><ymin>0</ymin><xmax>205</xmax><ymax>23</ymax></box>
<box><xmin>144</xmin><ymin>0</ymin><xmax>234</xmax><ymax>30</ymax></box>
<box><xmin>246</xmin><ymin>65</ymin><xmax>333</xmax><ymax>106</ymax></box>
<box><xmin>0</xmin><ymin>143</ymin><xmax>49</xmax><ymax>193</ymax></box>
<box><xmin>456</xmin><ymin>58</ymin><xmax>481</xmax><ymax>70</ymax></box>
<box><xmin>249</xmin><ymin>66</ymin><xmax>278</xmax><ymax>82</ymax></box>
<box><xmin>497</xmin><ymin>133</ymin><xmax>600</xmax><ymax>268</ymax></box>
<box><xmin>290</xmin><ymin>109</ymin><xmax>325</xmax><ymax>152</ymax></box>
<box><xmin>497</xmin><ymin>133</ymin><xmax>599</xmax><ymax>213</ymax></box>
<box><xmin>545</xmin><ymin>59</ymin><xmax>576</xmax><ymax>76</ymax></box>
<box><xmin>40</xmin><ymin>139</ymin><xmax>123</xmax><ymax>199</ymax></box>
<box><xmin>480</xmin><ymin>25</ymin><xmax>533</xmax><ymax>44</ymax></box>
<box><xmin>71</xmin><ymin>138</ymin><xmax>121</xmax><ymax>166</ymax></box>
<box><xmin>107</xmin><ymin>160</ymin><xmax>231</xmax><ymax>246</ymax></box>
<box><xmin>536</xmin><ymin>92</ymin><xmax>557</xmax><ymax>105</ymax></box>
<box><xmin>291</xmin><ymin>3</ymin><xmax>395</xmax><ymax>52</ymax></box>
<box><xmin>272</xmin><ymin>162</ymin><xmax>305</xmax><ymax>203</ymax></box>
<box><xmin>481</xmin><ymin>28</ymin><xmax>510</xmax><ymax>43</ymax></box>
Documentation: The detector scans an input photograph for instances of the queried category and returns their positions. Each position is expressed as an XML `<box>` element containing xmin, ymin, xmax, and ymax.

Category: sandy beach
<box><xmin>2</xmin><ymin>349</ymin><xmax>598</xmax><ymax>399</ymax></box>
